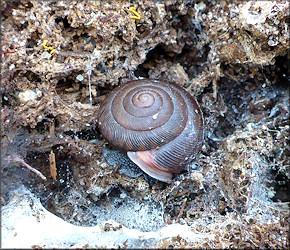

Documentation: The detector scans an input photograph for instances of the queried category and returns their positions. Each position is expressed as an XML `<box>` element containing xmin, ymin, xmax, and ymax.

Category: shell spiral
<box><xmin>97</xmin><ymin>79</ymin><xmax>204</xmax><ymax>182</ymax></box>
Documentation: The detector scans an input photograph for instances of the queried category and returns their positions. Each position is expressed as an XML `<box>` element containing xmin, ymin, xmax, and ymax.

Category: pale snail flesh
<box><xmin>97</xmin><ymin>79</ymin><xmax>204</xmax><ymax>183</ymax></box>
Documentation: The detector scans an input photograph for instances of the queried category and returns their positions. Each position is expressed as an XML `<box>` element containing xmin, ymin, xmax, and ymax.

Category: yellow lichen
<box><xmin>43</xmin><ymin>40</ymin><xmax>56</xmax><ymax>54</ymax></box>
<box><xmin>128</xmin><ymin>7</ymin><xmax>141</xmax><ymax>20</ymax></box>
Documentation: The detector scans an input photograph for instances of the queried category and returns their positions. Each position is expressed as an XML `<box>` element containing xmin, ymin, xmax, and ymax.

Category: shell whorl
<box><xmin>97</xmin><ymin>79</ymin><xmax>204</xmax><ymax>181</ymax></box>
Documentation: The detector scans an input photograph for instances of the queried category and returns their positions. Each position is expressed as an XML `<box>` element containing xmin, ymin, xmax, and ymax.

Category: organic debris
<box><xmin>1</xmin><ymin>0</ymin><xmax>289</xmax><ymax>248</ymax></box>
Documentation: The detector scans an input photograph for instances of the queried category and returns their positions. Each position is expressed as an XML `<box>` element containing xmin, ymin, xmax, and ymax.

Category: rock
<box><xmin>2</xmin><ymin>185</ymin><xmax>205</xmax><ymax>248</ymax></box>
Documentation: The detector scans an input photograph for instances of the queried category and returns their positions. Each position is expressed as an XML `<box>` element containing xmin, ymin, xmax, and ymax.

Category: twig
<box><xmin>192</xmin><ymin>172</ymin><xmax>204</xmax><ymax>189</ymax></box>
<box><xmin>176</xmin><ymin>198</ymin><xmax>187</xmax><ymax>223</ymax></box>
<box><xmin>49</xmin><ymin>150</ymin><xmax>57</xmax><ymax>180</ymax></box>
<box><xmin>7</xmin><ymin>154</ymin><xmax>47</xmax><ymax>181</ymax></box>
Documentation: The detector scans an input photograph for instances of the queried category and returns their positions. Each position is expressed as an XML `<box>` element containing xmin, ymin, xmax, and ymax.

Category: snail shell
<box><xmin>97</xmin><ymin>79</ymin><xmax>204</xmax><ymax>183</ymax></box>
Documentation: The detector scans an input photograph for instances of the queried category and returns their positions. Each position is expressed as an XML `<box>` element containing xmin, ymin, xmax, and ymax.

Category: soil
<box><xmin>1</xmin><ymin>0</ymin><xmax>289</xmax><ymax>248</ymax></box>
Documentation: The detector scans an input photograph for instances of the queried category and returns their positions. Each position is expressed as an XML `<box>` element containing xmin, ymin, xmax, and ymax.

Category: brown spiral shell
<box><xmin>97</xmin><ymin>79</ymin><xmax>204</xmax><ymax>182</ymax></box>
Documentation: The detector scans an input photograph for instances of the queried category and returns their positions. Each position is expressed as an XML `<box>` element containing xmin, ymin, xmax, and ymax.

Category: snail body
<box><xmin>97</xmin><ymin>79</ymin><xmax>204</xmax><ymax>183</ymax></box>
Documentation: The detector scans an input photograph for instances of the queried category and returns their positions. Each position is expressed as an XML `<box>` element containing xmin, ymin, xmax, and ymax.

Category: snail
<box><xmin>97</xmin><ymin>79</ymin><xmax>204</xmax><ymax>183</ymax></box>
